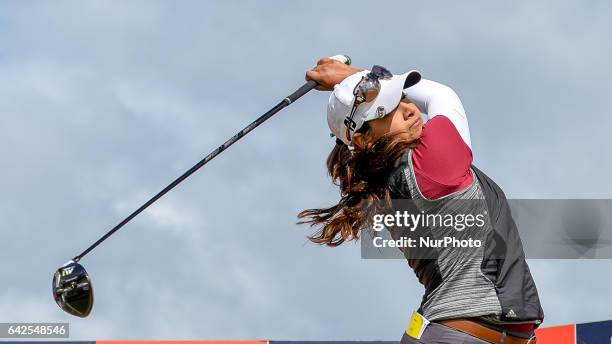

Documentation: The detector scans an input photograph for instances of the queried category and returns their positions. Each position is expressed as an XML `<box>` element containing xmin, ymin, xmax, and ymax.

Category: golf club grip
<box><xmin>285</xmin><ymin>54</ymin><xmax>351</xmax><ymax>103</ymax></box>
<box><xmin>285</xmin><ymin>80</ymin><xmax>318</xmax><ymax>103</ymax></box>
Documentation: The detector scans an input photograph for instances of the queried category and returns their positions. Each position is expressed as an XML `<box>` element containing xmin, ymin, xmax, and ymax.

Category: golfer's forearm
<box><xmin>403</xmin><ymin>79</ymin><xmax>472</xmax><ymax>148</ymax></box>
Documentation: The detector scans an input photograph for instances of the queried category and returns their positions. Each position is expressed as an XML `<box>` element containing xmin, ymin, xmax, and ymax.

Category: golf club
<box><xmin>52</xmin><ymin>54</ymin><xmax>351</xmax><ymax>318</ymax></box>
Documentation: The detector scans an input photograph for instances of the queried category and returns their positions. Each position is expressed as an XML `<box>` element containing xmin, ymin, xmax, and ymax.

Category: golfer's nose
<box><xmin>404</xmin><ymin>107</ymin><xmax>416</xmax><ymax>120</ymax></box>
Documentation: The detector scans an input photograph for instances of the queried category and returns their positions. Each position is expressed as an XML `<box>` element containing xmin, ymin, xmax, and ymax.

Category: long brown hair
<box><xmin>298</xmin><ymin>129</ymin><xmax>419</xmax><ymax>246</ymax></box>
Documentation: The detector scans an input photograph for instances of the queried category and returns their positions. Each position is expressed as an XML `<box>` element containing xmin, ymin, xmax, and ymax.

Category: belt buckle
<box><xmin>405</xmin><ymin>311</ymin><xmax>430</xmax><ymax>339</ymax></box>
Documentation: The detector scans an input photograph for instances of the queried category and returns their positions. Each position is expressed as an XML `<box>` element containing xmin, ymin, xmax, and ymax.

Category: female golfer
<box><xmin>301</xmin><ymin>58</ymin><xmax>544</xmax><ymax>344</ymax></box>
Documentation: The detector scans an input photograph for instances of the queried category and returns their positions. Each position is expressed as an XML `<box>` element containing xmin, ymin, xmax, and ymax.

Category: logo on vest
<box><xmin>506</xmin><ymin>309</ymin><xmax>517</xmax><ymax>318</ymax></box>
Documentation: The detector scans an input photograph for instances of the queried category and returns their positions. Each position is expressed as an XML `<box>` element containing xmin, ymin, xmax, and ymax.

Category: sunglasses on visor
<box><xmin>343</xmin><ymin>65</ymin><xmax>393</xmax><ymax>142</ymax></box>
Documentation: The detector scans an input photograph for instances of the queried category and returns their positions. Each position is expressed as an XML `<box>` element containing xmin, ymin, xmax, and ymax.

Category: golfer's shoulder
<box><xmin>415</xmin><ymin>115</ymin><xmax>472</xmax><ymax>163</ymax></box>
<box><xmin>411</xmin><ymin>116</ymin><xmax>473</xmax><ymax>197</ymax></box>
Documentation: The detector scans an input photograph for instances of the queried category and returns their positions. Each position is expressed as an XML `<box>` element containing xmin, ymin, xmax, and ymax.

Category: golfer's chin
<box><xmin>400</xmin><ymin>118</ymin><xmax>423</xmax><ymax>141</ymax></box>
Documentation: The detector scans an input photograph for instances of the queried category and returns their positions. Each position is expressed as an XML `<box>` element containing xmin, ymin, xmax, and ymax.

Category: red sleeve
<box><xmin>411</xmin><ymin>116</ymin><xmax>473</xmax><ymax>200</ymax></box>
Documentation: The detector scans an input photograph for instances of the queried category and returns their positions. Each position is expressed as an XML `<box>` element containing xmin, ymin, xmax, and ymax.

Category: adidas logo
<box><xmin>506</xmin><ymin>309</ymin><xmax>517</xmax><ymax>318</ymax></box>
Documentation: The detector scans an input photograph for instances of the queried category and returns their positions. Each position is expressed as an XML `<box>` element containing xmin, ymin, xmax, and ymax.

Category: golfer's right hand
<box><xmin>306</xmin><ymin>57</ymin><xmax>362</xmax><ymax>91</ymax></box>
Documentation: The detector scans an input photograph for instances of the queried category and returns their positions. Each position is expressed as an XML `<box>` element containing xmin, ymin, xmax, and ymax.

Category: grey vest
<box><xmin>387</xmin><ymin>149</ymin><xmax>544</xmax><ymax>325</ymax></box>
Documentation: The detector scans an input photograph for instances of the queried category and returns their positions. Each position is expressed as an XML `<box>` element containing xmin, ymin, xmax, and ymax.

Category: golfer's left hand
<box><xmin>306</xmin><ymin>57</ymin><xmax>361</xmax><ymax>91</ymax></box>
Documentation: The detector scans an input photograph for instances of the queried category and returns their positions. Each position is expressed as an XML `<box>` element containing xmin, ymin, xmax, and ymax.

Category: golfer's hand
<box><xmin>306</xmin><ymin>57</ymin><xmax>362</xmax><ymax>91</ymax></box>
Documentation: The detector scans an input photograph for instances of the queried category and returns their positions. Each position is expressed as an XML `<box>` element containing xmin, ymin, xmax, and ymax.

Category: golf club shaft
<box><xmin>73</xmin><ymin>55</ymin><xmax>351</xmax><ymax>262</ymax></box>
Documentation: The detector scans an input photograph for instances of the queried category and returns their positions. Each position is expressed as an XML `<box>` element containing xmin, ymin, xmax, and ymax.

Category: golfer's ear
<box><xmin>352</xmin><ymin>133</ymin><xmax>366</xmax><ymax>149</ymax></box>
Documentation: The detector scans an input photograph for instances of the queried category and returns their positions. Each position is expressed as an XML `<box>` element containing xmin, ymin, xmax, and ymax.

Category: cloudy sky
<box><xmin>1</xmin><ymin>0</ymin><xmax>611</xmax><ymax>340</ymax></box>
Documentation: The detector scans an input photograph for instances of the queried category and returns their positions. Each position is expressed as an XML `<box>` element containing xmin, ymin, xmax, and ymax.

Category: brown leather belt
<box><xmin>438</xmin><ymin>319</ymin><xmax>537</xmax><ymax>344</ymax></box>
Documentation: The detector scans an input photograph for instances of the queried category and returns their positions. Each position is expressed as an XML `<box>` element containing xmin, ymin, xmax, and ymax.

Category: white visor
<box><xmin>327</xmin><ymin>68</ymin><xmax>421</xmax><ymax>145</ymax></box>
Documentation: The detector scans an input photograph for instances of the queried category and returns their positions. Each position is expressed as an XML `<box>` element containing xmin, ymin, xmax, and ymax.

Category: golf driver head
<box><xmin>52</xmin><ymin>261</ymin><xmax>93</xmax><ymax>318</ymax></box>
